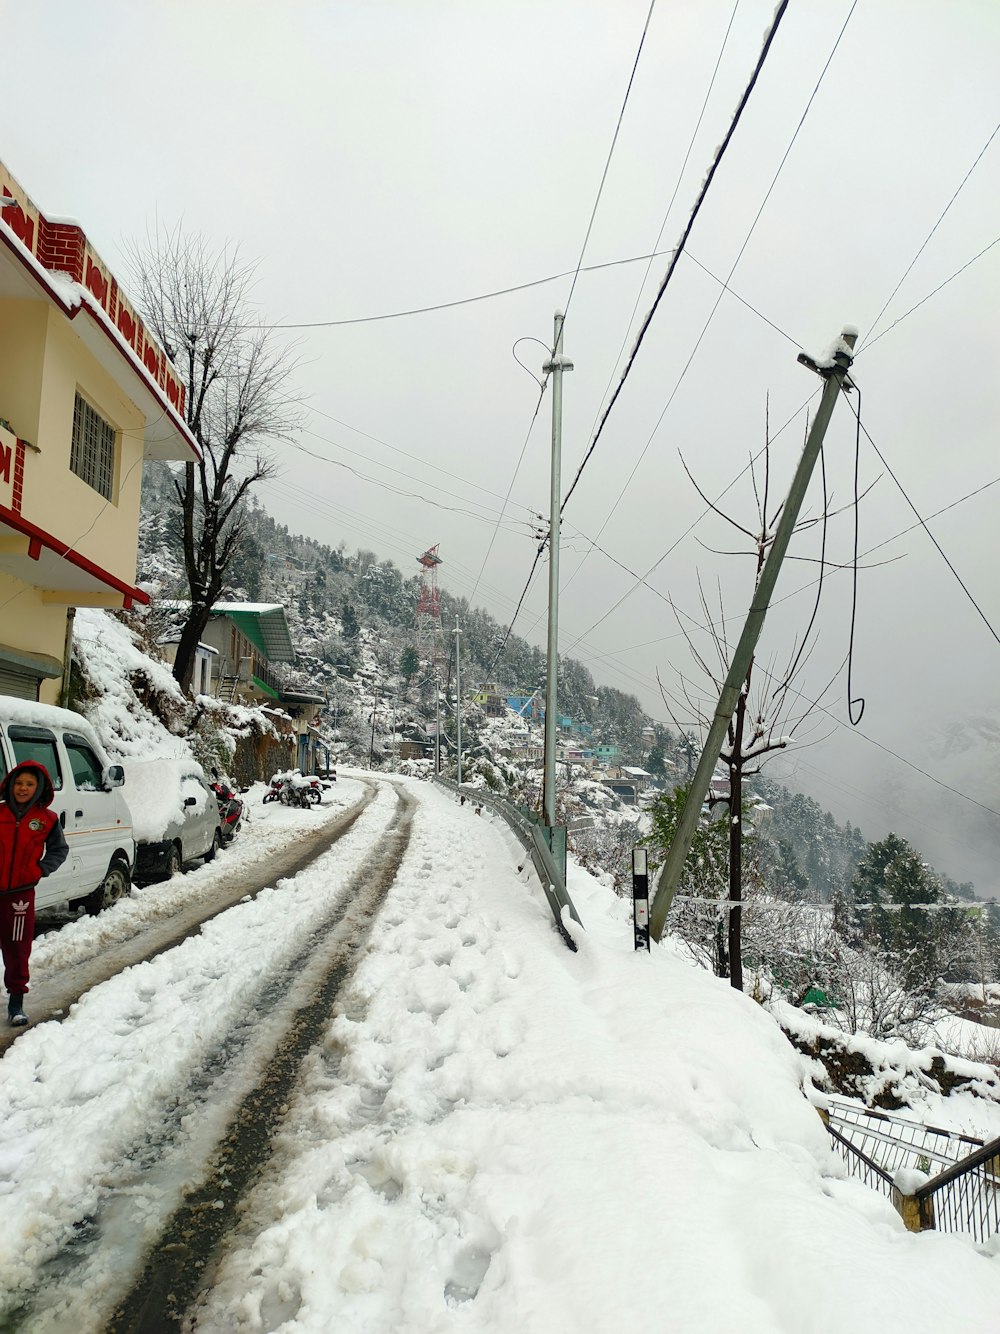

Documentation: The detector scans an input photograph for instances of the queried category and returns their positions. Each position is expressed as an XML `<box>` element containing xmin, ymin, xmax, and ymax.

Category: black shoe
<box><xmin>7</xmin><ymin>994</ymin><xmax>27</xmax><ymax>1028</ymax></box>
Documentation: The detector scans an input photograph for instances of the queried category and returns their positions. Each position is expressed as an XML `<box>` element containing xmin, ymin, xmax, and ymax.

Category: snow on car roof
<box><xmin>123</xmin><ymin>757</ymin><xmax>209</xmax><ymax>843</ymax></box>
<box><xmin>0</xmin><ymin>696</ymin><xmax>104</xmax><ymax>749</ymax></box>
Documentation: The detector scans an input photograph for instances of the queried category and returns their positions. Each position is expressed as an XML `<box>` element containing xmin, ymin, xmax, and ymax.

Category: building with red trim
<box><xmin>0</xmin><ymin>159</ymin><xmax>199</xmax><ymax>701</ymax></box>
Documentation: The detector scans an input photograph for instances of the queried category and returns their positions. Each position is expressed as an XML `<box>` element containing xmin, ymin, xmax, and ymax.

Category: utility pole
<box><xmin>453</xmin><ymin>618</ymin><xmax>462</xmax><ymax>786</ymax></box>
<box><xmin>434</xmin><ymin>677</ymin><xmax>441</xmax><ymax>774</ymax></box>
<box><xmin>649</xmin><ymin>327</ymin><xmax>857</xmax><ymax>942</ymax></box>
<box><xmin>542</xmin><ymin>311</ymin><xmax>573</xmax><ymax>829</ymax></box>
<box><xmin>368</xmin><ymin>679</ymin><xmax>380</xmax><ymax>768</ymax></box>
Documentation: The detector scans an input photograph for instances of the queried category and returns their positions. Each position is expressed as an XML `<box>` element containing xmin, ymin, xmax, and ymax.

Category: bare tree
<box><xmin>127</xmin><ymin>226</ymin><xmax>301</xmax><ymax>692</ymax></box>
<box><xmin>658</xmin><ymin>430</ymin><xmax>884</xmax><ymax>992</ymax></box>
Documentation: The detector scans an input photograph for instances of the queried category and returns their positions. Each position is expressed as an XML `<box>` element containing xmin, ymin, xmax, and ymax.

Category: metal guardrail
<box><xmin>913</xmin><ymin>1138</ymin><xmax>1000</xmax><ymax>1243</ymax></box>
<box><xmin>821</xmin><ymin>1098</ymin><xmax>1000</xmax><ymax>1242</ymax></box>
<box><xmin>431</xmin><ymin>775</ymin><xmax>581</xmax><ymax>951</ymax></box>
<box><xmin>825</xmin><ymin>1097</ymin><xmax>985</xmax><ymax>1176</ymax></box>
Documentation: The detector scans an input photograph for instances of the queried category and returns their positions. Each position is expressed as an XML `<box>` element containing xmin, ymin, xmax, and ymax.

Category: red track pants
<box><xmin>0</xmin><ymin>886</ymin><xmax>35</xmax><ymax>995</ymax></box>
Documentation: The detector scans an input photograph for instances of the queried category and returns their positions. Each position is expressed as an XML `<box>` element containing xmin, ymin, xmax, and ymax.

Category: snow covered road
<box><xmin>0</xmin><ymin>776</ymin><xmax>410</xmax><ymax>1330</ymax></box>
<box><xmin>0</xmin><ymin>779</ymin><xmax>375</xmax><ymax>1054</ymax></box>
<box><xmin>3</xmin><ymin>776</ymin><xmax>1000</xmax><ymax>1333</ymax></box>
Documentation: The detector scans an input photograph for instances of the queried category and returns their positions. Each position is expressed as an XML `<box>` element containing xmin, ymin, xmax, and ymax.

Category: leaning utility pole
<box><xmin>649</xmin><ymin>327</ymin><xmax>857</xmax><ymax>942</ymax></box>
<box><xmin>542</xmin><ymin>311</ymin><xmax>573</xmax><ymax>829</ymax></box>
<box><xmin>453</xmin><ymin>618</ymin><xmax>462</xmax><ymax>786</ymax></box>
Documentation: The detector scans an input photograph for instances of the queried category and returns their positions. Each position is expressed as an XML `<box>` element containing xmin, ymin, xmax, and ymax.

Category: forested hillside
<box><xmin>137</xmin><ymin>463</ymin><xmax>672</xmax><ymax>767</ymax></box>
<box><xmin>136</xmin><ymin>462</ymin><xmax>978</xmax><ymax>915</ymax></box>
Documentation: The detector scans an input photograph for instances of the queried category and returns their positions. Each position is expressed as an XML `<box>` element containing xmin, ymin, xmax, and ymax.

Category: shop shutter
<box><xmin>0</xmin><ymin>667</ymin><xmax>39</xmax><ymax>701</ymax></box>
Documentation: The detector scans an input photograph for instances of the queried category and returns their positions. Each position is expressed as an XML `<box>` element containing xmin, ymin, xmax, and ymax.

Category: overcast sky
<box><xmin>5</xmin><ymin>1</ymin><xmax>999</xmax><ymax>888</ymax></box>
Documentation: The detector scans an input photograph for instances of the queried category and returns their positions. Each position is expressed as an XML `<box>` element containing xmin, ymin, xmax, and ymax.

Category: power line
<box><xmin>561</xmin><ymin>0</ymin><xmax>858</xmax><ymax>542</ymax></box>
<box><xmin>562</xmin><ymin>389</ymin><xmax>818</xmax><ymax>654</ymax></box>
<box><xmin>305</xmin><ymin>404</ymin><xmax>537</xmax><ymax>513</ymax></box>
<box><xmin>466</xmin><ymin>385</ymin><xmax>547</xmax><ymax>610</ymax></box>
<box><xmin>583</xmin><ymin>0</ymin><xmax>743</xmax><ymax>414</ymax></box>
<box><xmin>861</xmin><ymin>119</ymin><xmax>1000</xmax><ymax>350</ymax></box>
<box><xmin>242</xmin><ymin>247</ymin><xmax>676</xmax><ymax>331</ymax></box>
<box><xmin>469</xmin><ymin>2</ymin><xmax>656</xmax><ymax>618</ymax></box>
<box><xmin>558</xmin><ymin>0</ymin><xmax>792</xmax><ymax>517</ymax></box>
<box><xmin>542</xmin><ymin>0</ymin><xmax>743</xmax><ymax>626</ymax></box>
<box><xmin>681</xmin><ymin>251</ymin><xmax>801</xmax><ymax>348</ymax></box>
<box><xmin>839</xmin><ymin>384</ymin><xmax>1000</xmax><ymax>649</ymax></box>
<box><xmin>858</xmin><ymin>233</ymin><xmax>1000</xmax><ymax>355</ymax></box>
<box><xmin>281</xmin><ymin>432</ymin><xmax>535</xmax><ymax>531</ymax></box>
<box><xmin>562</xmin><ymin>0</ymin><xmax>658</xmax><ymax>324</ymax></box>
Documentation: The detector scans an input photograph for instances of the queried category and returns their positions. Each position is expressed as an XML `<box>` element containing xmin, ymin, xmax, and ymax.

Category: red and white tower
<box><xmin>415</xmin><ymin>544</ymin><xmax>444</xmax><ymax>661</ymax></box>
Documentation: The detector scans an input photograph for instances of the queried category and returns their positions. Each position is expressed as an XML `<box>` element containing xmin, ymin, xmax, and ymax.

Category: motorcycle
<box><xmin>212</xmin><ymin>779</ymin><xmax>246</xmax><ymax>837</ymax></box>
<box><xmin>302</xmin><ymin>775</ymin><xmax>333</xmax><ymax>805</ymax></box>
<box><xmin>264</xmin><ymin>769</ymin><xmax>331</xmax><ymax>808</ymax></box>
<box><xmin>264</xmin><ymin>770</ymin><xmax>314</xmax><ymax>810</ymax></box>
<box><xmin>210</xmin><ymin>777</ymin><xmax>246</xmax><ymax>843</ymax></box>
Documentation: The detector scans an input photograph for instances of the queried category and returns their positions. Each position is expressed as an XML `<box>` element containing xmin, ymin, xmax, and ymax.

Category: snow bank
<box><xmin>195</xmin><ymin>782</ymin><xmax>1000</xmax><ymax>1332</ymax></box>
<box><xmin>73</xmin><ymin>607</ymin><xmax>188</xmax><ymax>759</ymax></box>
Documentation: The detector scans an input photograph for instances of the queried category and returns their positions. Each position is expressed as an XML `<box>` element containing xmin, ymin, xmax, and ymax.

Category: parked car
<box><xmin>0</xmin><ymin>696</ymin><xmax>134</xmax><ymax>915</ymax></box>
<box><xmin>126</xmin><ymin>759</ymin><xmax>224</xmax><ymax>883</ymax></box>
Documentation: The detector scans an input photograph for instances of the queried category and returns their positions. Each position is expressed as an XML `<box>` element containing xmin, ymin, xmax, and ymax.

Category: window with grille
<box><xmin>70</xmin><ymin>393</ymin><xmax>116</xmax><ymax>500</ymax></box>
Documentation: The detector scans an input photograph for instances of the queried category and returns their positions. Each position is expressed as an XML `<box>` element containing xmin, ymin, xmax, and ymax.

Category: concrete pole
<box><xmin>649</xmin><ymin>328</ymin><xmax>856</xmax><ymax>941</ymax></box>
<box><xmin>542</xmin><ymin>312</ymin><xmax>573</xmax><ymax>829</ymax></box>
<box><xmin>434</xmin><ymin>678</ymin><xmax>441</xmax><ymax>774</ymax></box>
<box><xmin>454</xmin><ymin>619</ymin><xmax>462</xmax><ymax>786</ymax></box>
<box><xmin>368</xmin><ymin>680</ymin><xmax>379</xmax><ymax>768</ymax></box>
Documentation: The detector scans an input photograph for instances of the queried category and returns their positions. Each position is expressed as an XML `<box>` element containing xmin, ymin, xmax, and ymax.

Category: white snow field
<box><xmin>2</xmin><ymin>778</ymin><xmax>999</xmax><ymax>1333</ymax></box>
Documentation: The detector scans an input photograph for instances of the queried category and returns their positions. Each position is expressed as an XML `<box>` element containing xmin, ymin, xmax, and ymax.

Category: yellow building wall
<box><xmin>0</xmin><ymin>299</ymin><xmax>47</xmax><ymax>442</ymax></box>
<box><xmin>0</xmin><ymin>572</ymin><xmax>68</xmax><ymax>705</ymax></box>
<box><xmin>19</xmin><ymin>306</ymin><xmax>146</xmax><ymax>578</ymax></box>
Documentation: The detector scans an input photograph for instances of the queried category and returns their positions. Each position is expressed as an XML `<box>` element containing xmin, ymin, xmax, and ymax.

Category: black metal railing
<box><xmin>824</xmin><ymin>1119</ymin><xmax>894</xmax><ymax>1198</ymax></box>
<box><xmin>913</xmin><ymin>1139</ymin><xmax>1000</xmax><ymax>1244</ymax></box>
<box><xmin>825</xmin><ymin>1097</ymin><xmax>984</xmax><ymax>1178</ymax></box>
<box><xmin>821</xmin><ymin>1097</ymin><xmax>1000</xmax><ymax>1241</ymax></box>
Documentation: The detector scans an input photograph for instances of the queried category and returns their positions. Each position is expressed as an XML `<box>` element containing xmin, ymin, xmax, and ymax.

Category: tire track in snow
<box><xmin>0</xmin><ymin>783</ymin><xmax>377</xmax><ymax>1056</ymax></box>
<box><xmin>0</xmin><ymin>781</ymin><xmax>414</xmax><ymax>1334</ymax></box>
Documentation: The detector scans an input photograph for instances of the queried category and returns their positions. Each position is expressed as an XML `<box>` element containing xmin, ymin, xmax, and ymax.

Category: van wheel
<box><xmin>204</xmin><ymin>829</ymin><xmax>223</xmax><ymax>862</ymax></box>
<box><xmin>84</xmin><ymin>858</ymin><xmax>131</xmax><ymax>917</ymax></box>
<box><xmin>165</xmin><ymin>844</ymin><xmax>183</xmax><ymax>879</ymax></box>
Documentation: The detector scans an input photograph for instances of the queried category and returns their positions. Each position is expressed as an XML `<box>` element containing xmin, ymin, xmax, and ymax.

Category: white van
<box><xmin>0</xmin><ymin>697</ymin><xmax>135</xmax><ymax>914</ymax></box>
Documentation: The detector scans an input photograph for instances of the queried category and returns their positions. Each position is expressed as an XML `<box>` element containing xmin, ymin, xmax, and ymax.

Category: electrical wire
<box><xmin>858</xmin><ymin>233</ymin><xmax>1000</xmax><ymax>356</ymax></box>
<box><xmin>280</xmin><ymin>433</ymin><xmax>535</xmax><ymax>531</ymax></box>
<box><xmin>861</xmin><ymin>119</ymin><xmax>1000</xmax><ymax>350</ymax></box>
<box><xmin>844</xmin><ymin>386</ymin><xmax>865</xmax><ymax>724</ymax></box>
<box><xmin>561</xmin><ymin>0</ymin><xmax>658</xmax><ymax>325</ymax></box>
<box><xmin>538</xmin><ymin>0</ymin><xmax>744</xmax><ymax>628</ymax></box>
<box><xmin>840</xmin><ymin>383</ymin><xmax>1000</xmax><ymax>650</ymax></box>
<box><xmin>466</xmin><ymin>385</ymin><xmax>548</xmax><ymax>610</ymax></box>
<box><xmin>562</xmin><ymin>388</ymin><xmax>819</xmax><ymax>654</ymax></box>
<box><xmin>304</xmin><ymin>404</ymin><xmax>538</xmax><ymax>513</ymax></box>
<box><xmin>560</xmin><ymin>0</ymin><xmax>857</xmax><ymax>548</ymax></box>
<box><xmin>478</xmin><ymin>542</ymin><xmax>548</xmax><ymax>684</ymax></box>
<box><xmin>241</xmin><ymin>248</ymin><xmax>676</xmax><ymax>331</ymax></box>
<box><xmin>558</xmin><ymin>0</ymin><xmax>793</xmax><ymax>518</ymax></box>
<box><xmin>769</xmin><ymin>442</ymin><xmax>829</xmax><ymax>700</ymax></box>
<box><xmin>468</xmin><ymin>1</ymin><xmax>656</xmax><ymax>621</ymax></box>
<box><xmin>295</xmin><ymin>425</ymin><xmax>537</xmax><ymax>528</ymax></box>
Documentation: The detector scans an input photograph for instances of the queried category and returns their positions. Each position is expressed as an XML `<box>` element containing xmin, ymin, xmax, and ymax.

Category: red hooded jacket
<box><xmin>0</xmin><ymin>761</ymin><xmax>69</xmax><ymax>893</ymax></box>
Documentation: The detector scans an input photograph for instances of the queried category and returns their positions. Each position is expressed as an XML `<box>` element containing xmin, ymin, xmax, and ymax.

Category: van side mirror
<box><xmin>104</xmin><ymin>764</ymin><xmax>125</xmax><ymax>789</ymax></box>
<box><xmin>184</xmin><ymin>795</ymin><xmax>197</xmax><ymax>807</ymax></box>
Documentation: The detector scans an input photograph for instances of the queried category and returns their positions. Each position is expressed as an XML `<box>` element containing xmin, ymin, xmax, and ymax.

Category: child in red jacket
<box><xmin>0</xmin><ymin>761</ymin><xmax>69</xmax><ymax>1027</ymax></box>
